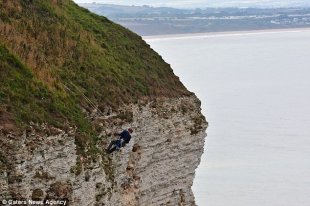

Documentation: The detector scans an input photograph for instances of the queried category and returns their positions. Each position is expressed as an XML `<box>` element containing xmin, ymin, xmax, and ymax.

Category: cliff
<box><xmin>0</xmin><ymin>0</ymin><xmax>207</xmax><ymax>205</ymax></box>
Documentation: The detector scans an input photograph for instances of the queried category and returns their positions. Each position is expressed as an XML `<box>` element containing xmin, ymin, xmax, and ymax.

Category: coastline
<box><xmin>143</xmin><ymin>27</ymin><xmax>310</xmax><ymax>41</ymax></box>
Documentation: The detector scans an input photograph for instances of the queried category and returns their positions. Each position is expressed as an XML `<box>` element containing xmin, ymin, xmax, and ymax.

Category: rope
<box><xmin>61</xmin><ymin>81</ymin><xmax>105</xmax><ymax>116</ymax></box>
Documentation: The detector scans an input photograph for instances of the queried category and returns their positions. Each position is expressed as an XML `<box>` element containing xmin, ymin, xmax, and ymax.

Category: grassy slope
<box><xmin>0</xmin><ymin>44</ymin><xmax>96</xmax><ymax>153</ymax></box>
<box><xmin>0</xmin><ymin>0</ymin><xmax>190</xmax><ymax>154</ymax></box>
<box><xmin>0</xmin><ymin>0</ymin><xmax>189</xmax><ymax>108</ymax></box>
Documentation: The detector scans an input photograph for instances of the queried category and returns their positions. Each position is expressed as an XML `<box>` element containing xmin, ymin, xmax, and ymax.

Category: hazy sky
<box><xmin>74</xmin><ymin>0</ymin><xmax>310</xmax><ymax>8</ymax></box>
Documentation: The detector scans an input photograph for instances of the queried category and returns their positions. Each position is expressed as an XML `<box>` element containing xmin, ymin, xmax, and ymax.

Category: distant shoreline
<box><xmin>143</xmin><ymin>27</ymin><xmax>310</xmax><ymax>40</ymax></box>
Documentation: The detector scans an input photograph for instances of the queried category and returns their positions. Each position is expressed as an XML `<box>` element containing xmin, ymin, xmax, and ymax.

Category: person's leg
<box><xmin>115</xmin><ymin>139</ymin><xmax>121</xmax><ymax>150</ymax></box>
<box><xmin>106</xmin><ymin>140</ymin><xmax>117</xmax><ymax>152</ymax></box>
<box><xmin>121</xmin><ymin>139</ymin><xmax>126</xmax><ymax>147</ymax></box>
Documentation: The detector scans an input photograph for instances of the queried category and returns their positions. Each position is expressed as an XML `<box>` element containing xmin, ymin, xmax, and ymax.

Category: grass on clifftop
<box><xmin>0</xmin><ymin>44</ymin><xmax>96</xmax><ymax>154</ymax></box>
<box><xmin>0</xmin><ymin>0</ymin><xmax>190</xmax><ymax>110</ymax></box>
<box><xmin>0</xmin><ymin>0</ymin><xmax>190</xmax><ymax>156</ymax></box>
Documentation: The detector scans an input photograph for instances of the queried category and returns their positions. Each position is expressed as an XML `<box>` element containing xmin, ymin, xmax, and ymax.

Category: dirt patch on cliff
<box><xmin>0</xmin><ymin>109</ymin><xmax>18</xmax><ymax>133</ymax></box>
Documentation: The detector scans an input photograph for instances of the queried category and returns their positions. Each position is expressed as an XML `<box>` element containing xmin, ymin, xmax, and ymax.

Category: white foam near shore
<box><xmin>146</xmin><ymin>30</ymin><xmax>310</xmax><ymax>206</ymax></box>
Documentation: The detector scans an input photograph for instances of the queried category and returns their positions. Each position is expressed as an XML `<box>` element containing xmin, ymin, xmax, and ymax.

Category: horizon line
<box><xmin>76</xmin><ymin>2</ymin><xmax>310</xmax><ymax>10</ymax></box>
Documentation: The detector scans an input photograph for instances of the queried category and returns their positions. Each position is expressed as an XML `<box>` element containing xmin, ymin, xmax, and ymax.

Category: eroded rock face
<box><xmin>0</xmin><ymin>96</ymin><xmax>207</xmax><ymax>206</ymax></box>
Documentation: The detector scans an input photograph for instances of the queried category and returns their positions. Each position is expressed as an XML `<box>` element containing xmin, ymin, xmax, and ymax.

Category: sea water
<box><xmin>145</xmin><ymin>29</ymin><xmax>310</xmax><ymax>206</ymax></box>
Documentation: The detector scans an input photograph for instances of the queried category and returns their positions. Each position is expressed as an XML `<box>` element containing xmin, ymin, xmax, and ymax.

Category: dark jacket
<box><xmin>119</xmin><ymin>130</ymin><xmax>132</xmax><ymax>143</ymax></box>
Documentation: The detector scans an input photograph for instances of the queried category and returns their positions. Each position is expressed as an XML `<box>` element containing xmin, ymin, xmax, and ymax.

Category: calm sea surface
<box><xmin>145</xmin><ymin>30</ymin><xmax>310</xmax><ymax>206</ymax></box>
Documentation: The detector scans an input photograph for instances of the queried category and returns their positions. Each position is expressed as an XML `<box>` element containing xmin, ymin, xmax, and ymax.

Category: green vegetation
<box><xmin>32</xmin><ymin>189</ymin><xmax>44</xmax><ymax>200</ymax></box>
<box><xmin>0</xmin><ymin>44</ymin><xmax>97</xmax><ymax>155</ymax></box>
<box><xmin>0</xmin><ymin>0</ymin><xmax>189</xmax><ymax>156</ymax></box>
<box><xmin>190</xmin><ymin>114</ymin><xmax>206</xmax><ymax>135</ymax></box>
<box><xmin>33</xmin><ymin>171</ymin><xmax>55</xmax><ymax>180</ymax></box>
<box><xmin>0</xmin><ymin>0</ymin><xmax>188</xmax><ymax>109</ymax></box>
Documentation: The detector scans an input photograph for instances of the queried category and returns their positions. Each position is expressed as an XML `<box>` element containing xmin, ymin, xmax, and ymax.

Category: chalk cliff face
<box><xmin>0</xmin><ymin>1</ymin><xmax>207</xmax><ymax>205</ymax></box>
<box><xmin>0</xmin><ymin>96</ymin><xmax>207</xmax><ymax>205</ymax></box>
